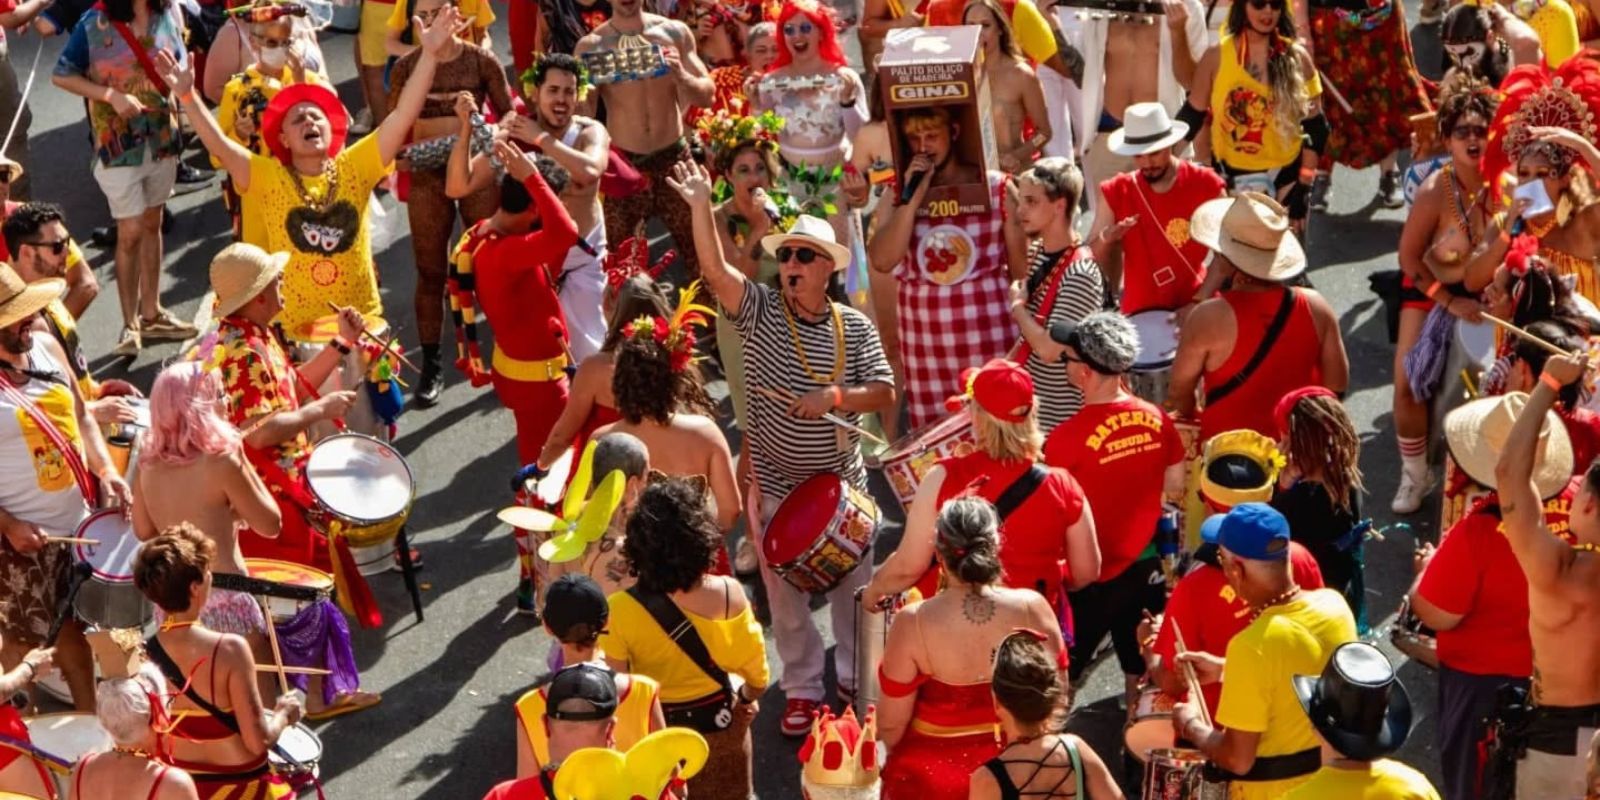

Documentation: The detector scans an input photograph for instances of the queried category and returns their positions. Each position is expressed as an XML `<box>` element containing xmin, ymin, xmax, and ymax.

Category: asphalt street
<box><xmin>22</xmin><ymin>4</ymin><xmax>1456</xmax><ymax>796</ymax></box>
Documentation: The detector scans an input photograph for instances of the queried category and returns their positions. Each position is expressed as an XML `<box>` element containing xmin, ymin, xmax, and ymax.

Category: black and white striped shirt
<box><xmin>732</xmin><ymin>278</ymin><xmax>895</xmax><ymax>498</ymax></box>
<box><xmin>1024</xmin><ymin>247</ymin><xmax>1110</xmax><ymax>434</ymax></box>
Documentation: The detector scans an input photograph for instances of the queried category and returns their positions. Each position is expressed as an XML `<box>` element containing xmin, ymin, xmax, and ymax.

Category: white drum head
<box><xmin>25</xmin><ymin>713</ymin><xmax>110</xmax><ymax>766</ymax></box>
<box><xmin>74</xmin><ymin>511</ymin><xmax>140</xmax><ymax>584</ymax></box>
<box><xmin>305</xmin><ymin>435</ymin><xmax>414</xmax><ymax>522</ymax></box>
<box><xmin>1455</xmin><ymin>320</ymin><xmax>1495</xmax><ymax>369</ymax></box>
<box><xmin>1129</xmin><ymin>310</ymin><xmax>1179</xmax><ymax>370</ymax></box>
<box><xmin>270</xmin><ymin>723</ymin><xmax>323</xmax><ymax>764</ymax></box>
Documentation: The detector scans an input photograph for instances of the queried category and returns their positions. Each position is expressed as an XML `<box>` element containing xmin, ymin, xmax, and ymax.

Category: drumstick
<box><xmin>325</xmin><ymin>302</ymin><xmax>420</xmax><ymax>372</ymax></box>
<box><xmin>254</xmin><ymin>664</ymin><xmax>332</xmax><ymax>676</ymax></box>
<box><xmin>1169</xmin><ymin>618</ymin><xmax>1211</xmax><ymax>725</ymax></box>
<box><xmin>259</xmin><ymin>597</ymin><xmax>291</xmax><ymax>696</ymax></box>
<box><xmin>752</xmin><ymin>385</ymin><xmax>889</xmax><ymax>445</ymax></box>
<box><xmin>1316</xmin><ymin>68</ymin><xmax>1354</xmax><ymax>115</ymax></box>
<box><xmin>1481</xmin><ymin>313</ymin><xmax>1577</xmax><ymax>359</ymax></box>
<box><xmin>45</xmin><ymin>537</ymin><xmax>97</xmax><ymax>545</ymax></box>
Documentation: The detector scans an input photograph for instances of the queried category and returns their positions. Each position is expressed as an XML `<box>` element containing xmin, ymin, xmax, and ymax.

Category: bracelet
<box><xmin>1423</xmin><ymin>281</ymin><xmax>1443</xmax><ymax>300</ymax></box>
<box><xmin>1541</xmin><ymin>371</ymin><xmax>1564</xmax><ymax>393</ymax></box>
<box><xmin>829</xmin><ymin>385</ymin><xmax>844</xmax><ymax>409</ymax></box>
<box><xmin>330</xmin><ymin>337</ymin><xmax>352</xmax><ymax>355</ymax></box>
<box><xmin>180</xmin><ymin>89</ymin><xmax>197</xmax><ymax>104</ymax></box>
<box><xmin>21</xmin><ymin>662</ymin><xmax>34</xmax><ymax>679</ymax></box>
<box><xmin>1298</xmin><ymin>167</ymin><xmax>1316</xmax><ymax>182</ymax></box>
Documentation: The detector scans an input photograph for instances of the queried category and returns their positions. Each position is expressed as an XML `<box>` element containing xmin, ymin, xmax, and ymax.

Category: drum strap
<box><xmin>1132</xmin><ymin>178</ymin><xmax>1203</xmax><ymax>282</ymax></box>
<box><xmin>1203</xmin><ymin>287</ymin><xmax>1296</xmax><ymax>407</ymax></box>
<box><xmin>211</xmin><ymin>571</ymin><xmax>329</xmax><ymax>602</ymax></box>
<box><xmin>1204</xmin><ymin>746</ymin><xmax>1320</xmax><ymax>782</ymax></box>
<box><xmin>1011</xmin><ymin>246</ymin><xmax>1092</xmax><ymax>365</ymax></box>
<box><xmin>624</xmin><ymin>586</ymin><xmax>734</xmax><ymax>700</ymax></box>
<box><xmin>0</xmin><ymin>369</ymin><xmax>98</xmax><ymax>506</ymax></box>
<box><xmin>993</xmin><ymin>464</ymin><xmax>1049</xmax><ymax>521</ymax></box>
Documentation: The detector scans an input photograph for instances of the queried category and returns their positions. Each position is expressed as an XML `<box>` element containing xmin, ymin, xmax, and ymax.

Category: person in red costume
<box><xmin>1167</xmin><ymin>193</ymin><xmax>1348</xmax><ymax>441</ymax></box>
<box><xmin>861</xmin><ymin>359</ymin><xmax>1101</xmax><ymax>620</ymax></box>
<box><xmin>451</xmin><ymin>141</ymin><xmax>580</xmax><ymax>616</ymax></box>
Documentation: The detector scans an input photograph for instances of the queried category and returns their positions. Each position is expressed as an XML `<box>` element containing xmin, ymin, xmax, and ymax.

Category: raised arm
<box><xmin>378</xmin><ymin>6</ymin><xmax>467</xmax><ymax>165</ymax></box>
<box><xmin>158</xmin><ymin>51</ymin><xmax>254</xmax><ymax>188</ymax></box>
<box><xmin>665</xmin><ymin>160</ymin><xmax>749</xmax><ymax>313</ymax></box>
<box><xmin>500</xmin><ymin>142</ymin><xmax>580</xmax><ymax>255</ymax></box>
<box><xmin>1495</xmin><ymin>352</ymin><xmax>1591</xmax><ymax>591</ymax></box>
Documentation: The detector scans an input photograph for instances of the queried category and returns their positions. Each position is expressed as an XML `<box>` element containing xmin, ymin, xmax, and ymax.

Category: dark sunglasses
<box><xmin>1450</xmin><ymin>124</ymin><xmax>1489</xmax><ymax>140</ymax></box>
<box><xmin>777</xmin><ymin>245</ymin><xmax>823</xmax><ymax>264</ymax></box>
<box><xmin>27</xmin><ymin>239</ymin><xmax>67</xmax><ymax>256</ymax></box>
<box><xmin>1246</xmin><ymin>0</ymin><xmax>1284</xmax><ymax>10</ymax></box>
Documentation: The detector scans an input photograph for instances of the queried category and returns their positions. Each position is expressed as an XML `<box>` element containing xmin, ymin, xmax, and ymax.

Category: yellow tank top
<box><xmin>515</xmin><ymin>671</ymin><xmax>660</xmax><ymax>766</ymax></box>
<box><xmin>1210</xmin><ymin>32</ymin><xmax>1320</xmax><ymax>172</ymax></box>
<box><xmin>42</xmin><ymin>300</ymin><xmax>95</xmax><ymax>400</ymax></box>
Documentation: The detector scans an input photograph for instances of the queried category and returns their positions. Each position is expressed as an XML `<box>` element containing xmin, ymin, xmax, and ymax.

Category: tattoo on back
<box><xmin>963</xmin><ymin>591</ymin><xmax>996</xmax><ymax>625</ymax></box>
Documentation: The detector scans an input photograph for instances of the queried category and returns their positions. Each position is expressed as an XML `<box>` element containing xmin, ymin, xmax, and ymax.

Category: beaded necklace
<box><xmin>1249</xmin><ymin>584</ymin><xmax>1301</xmax><ymax>621</ymax></box>
<box><xmin>1528</xmin><ymin>214</ymin><xmax>1560</xmax><ymax>239</ymax></box>
<box><xmin>1446</xmin><ymin>163</ymin><xmax>1487</xmax><ymax>247</ymax></box>
<box><xmin>780</xmin><ymin>293</ymin><xmax>844</xmax><ymax>384</ymax></box>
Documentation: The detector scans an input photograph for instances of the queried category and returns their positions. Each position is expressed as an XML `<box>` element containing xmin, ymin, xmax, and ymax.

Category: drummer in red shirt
<box><xmin>1089</xmin><ymin>103</ymin><xmax>1227</xmax><ymax>319</ymax></box>
<box><xmin>1042</xmin><ymin>311</ymin><xmax>1186</xmax><ymax>704</ymax></box>
<box><xmin>862</xmin><ymin>359</ymin><xmax>1101</xmax><ymax>617</ymax></box>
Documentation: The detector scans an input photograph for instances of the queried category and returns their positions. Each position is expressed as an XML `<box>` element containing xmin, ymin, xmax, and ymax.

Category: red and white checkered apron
<box><xmin>895</xmin><ymin>173</ymin><xmax>1017</xmax><ymax>432</ymax></box>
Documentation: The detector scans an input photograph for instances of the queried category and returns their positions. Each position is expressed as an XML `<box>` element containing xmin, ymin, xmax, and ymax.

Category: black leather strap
<box><xmin>1204</xmin><ymin>747</ymin><xmax>1321</xmax><ymax>782</ymax></box>
<box><xmin>1205</xmin><ymin>288</ymin><xmax>1298</xmax><ymax>407</ymax></box>
<box><xmin>993</xmin><ymin>464</ymin><xmax>1049</xmax><ymax>520</ymax></box>
<box><xmin>624</xmin><ymin>587</ymin><xmax>732</xmax><ymax>696</ymax></box>
<box><xmin>211</xmin><ymin>572</ymin><xmax>329</xmax><ymax>603</ymax></box>
<box><xmin>145</xmin><ymin>635</ymin><xmax>307</xmax><ymax>772</ymax></box>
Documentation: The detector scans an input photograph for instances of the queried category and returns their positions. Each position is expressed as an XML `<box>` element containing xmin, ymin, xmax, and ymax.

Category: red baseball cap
<box><xmin>950</xmin><ymin>359</ymin><xmax>1034</xmax><ymax>423</ymax></box>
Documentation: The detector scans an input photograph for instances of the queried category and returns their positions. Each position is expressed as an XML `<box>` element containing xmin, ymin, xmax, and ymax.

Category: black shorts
<box><xmin>1066</xmin><ymin>556</ymin><xmax>1167</xmax><ymax>681</ymax></box>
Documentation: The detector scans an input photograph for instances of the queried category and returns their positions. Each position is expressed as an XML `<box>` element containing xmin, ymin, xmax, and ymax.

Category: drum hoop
<box><xmin>772</xmin><ymin>490</ymin><xmax>877</xmax><ymax>583</ymax></box>
<box><xmin>74</xmin><ymin>509</ymin><xmax>137</xmax><ymax>584</ymax></box>
<box><xmin>305</xmin><ymin>433</ymin><xmax>417</xmax><ymax>524</ymax></box>
<box><xmin>245</xmin><ymin>559</ymin><xmax>336</xmax><ymax>590</ymax></box>
<box><xmin>271</xmin><ymin>724</ymin><xmax>324</xmax><ymax>761</ymax></box>
<box><xmin>881</xmin><ymin>411</ymin><xmax>972</xmax><ymax>464</ymax></box>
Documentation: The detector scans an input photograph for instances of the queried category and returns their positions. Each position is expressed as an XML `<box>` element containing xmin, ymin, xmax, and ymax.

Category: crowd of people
<box><xmin>0</xmin><ymin>0</ymin><xmax>1591</xmax><ymax>794</ymax></box>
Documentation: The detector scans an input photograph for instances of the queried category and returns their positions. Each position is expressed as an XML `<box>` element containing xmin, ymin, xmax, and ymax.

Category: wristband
<box><xmin>1424</xmin><ymin>281</ymin><xmax>1442</xmax><ymax>300</ymax></box>
<box><xmin>1298</xmin><ymin>167</ymin><xmax>1316</xmax><ymax>183</ymax></box>
<box><xmin>1541</xmin><ymin>371</ymin><xmax>1564</xmax><ymax>393</ymax></box>
<box><xmin>21</xmin><ymin>662</ymin><xmax>33</xmax><ymax>679</ymax></box>
<box><xmin>180</xmin><ymin>89</ymin><xmax>197</xmax><ymax>104</ymax></box>
<box><xmin>829</xmin><ymin>385</ymin><xmax>844</xmax><ymax>408</ymax></box>
<box><xmin>331</xmin><ymin>336</ymin><xmax>352</xmax><ymax>355</ymax></box>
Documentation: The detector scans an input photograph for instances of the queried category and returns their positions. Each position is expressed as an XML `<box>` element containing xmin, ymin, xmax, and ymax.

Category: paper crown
<box><xmin>1199</xmin><ymin>429</ymin><xmax>1285</xmax><ymax>511</ymax></box>
<box><xmin>798</xmin><ymin>705</ymin><xmax>882</xmax><ymax>791</ymax></box>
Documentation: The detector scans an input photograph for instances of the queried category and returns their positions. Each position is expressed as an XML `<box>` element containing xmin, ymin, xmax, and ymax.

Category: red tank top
<box><xmin>1201</xmin><ymin>287</ymin><xmax>1322</xmax><ymax>440</ymax></box>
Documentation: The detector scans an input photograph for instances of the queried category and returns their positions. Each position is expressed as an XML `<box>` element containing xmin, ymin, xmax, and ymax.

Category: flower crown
<box><xmin>520</xmin><ymin>57</ymin><xmax>592</xmax><ymax>102</ymax></box>
<box><xmin>624</xmin><ymin>281</ymin><xmax>716</xmax><ymax>374</ymax></box>
<box><xmin>696</xmin><ymin>109</ymin><xmax>784</xmax><ymax>171</ymax></box>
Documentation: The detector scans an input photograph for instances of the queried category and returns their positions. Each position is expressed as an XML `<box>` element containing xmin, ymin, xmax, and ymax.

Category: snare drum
<box><xmin>71</xmin><ymin>511</ymin><xmax>152</xmax><ymax>631</ymax></box>
<box><xmin>245</xmin><ymin>559</ymin><xmax>335</xmax><ymax>623</ymax></box>
<box><xmin>24</xmin><ymin>713</ymin><xmax>110</xmax><ymax>773</ymax></box>
<box><xmin>304</xmin><ymin>433</ymin><xmax>415</xmax><ymax>548</ymax></box>
<box><xmin>1143</xmin><ymin>748</ymin><xmax>1229</xmax><ymax>800</ymax></box>
<box><xmin>269</xmin><ymin>723</ymin><xmax>324</xmax><ymax>785</ymax></box>
<box><xmin>762</xmin><ymin>474</ymin><xmax>881</xmax><ymax>594</ymax></box>
<box><xmin>879</xmin><ymin>411</ymin><xmax>976</xmax><ymax>508</ymax></box>
<box><xmin>1124</xmin><ymin>686</ymin><xmax>1179</xmax><ymax>763</ymax></box>
<box><xmin>1128</xmin><ymin>310</ymin><xmax>1179</xmax><ymax>407</ymax></box>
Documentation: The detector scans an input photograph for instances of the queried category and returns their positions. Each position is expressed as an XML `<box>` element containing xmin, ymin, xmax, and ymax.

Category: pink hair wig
<box><xmin>768</xmin><ymin>0</ymin><xmax>847</xmax><ymax>72</ymax></box>
<box><xmin>141</xmin><ymin>362</ymin><xmax>242</xmax><ymax>468</ymax></box>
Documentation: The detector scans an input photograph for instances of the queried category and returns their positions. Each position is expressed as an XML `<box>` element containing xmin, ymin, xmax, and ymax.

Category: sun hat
<box><xmin>1444</xmin><ymin>392</ymin><xmax>1573</xmax><ymax>499</ymax></box>
<box><xmin>0</xmin><ymin>263</ymin><xmax>63</xmax><ymax>329</ymax></box>
<box><xmin>1106</xmin><ymin>102</ymin><xmax>1190</xmax><ymax>157</ymax></box>
<box><xmin>1189</xmin><ymin>192</ymin><xmax>1307</xmax><ymax>283</ymax></box>
<box><xmin>260</xmin><ymin>83</ymin><xmax>350</xmax><ymax>165</ymax></box>
<box><xmin>760</xmin><ymin>215</ymin><xmax>851</xmax><ymax>272</ymax></box>
<box><xmin>1293</xmin><ymin>642</ymin><xmax>1414</xmax><ymax>762</ymax></box>
<box><xmin>210</xmin><ymin>243</ymin><xmax>290</xmax><ymax>317</ymax></box>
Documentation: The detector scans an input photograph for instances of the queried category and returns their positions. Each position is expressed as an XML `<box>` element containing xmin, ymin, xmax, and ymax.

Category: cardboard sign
<box><xmin>878</xmin><ymin>26</ymin><xmax>998</xmax><ymax>216</ymax></box>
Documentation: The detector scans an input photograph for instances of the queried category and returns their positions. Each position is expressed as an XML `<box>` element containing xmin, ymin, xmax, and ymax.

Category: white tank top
<box><xmin>0</xmin><ymin>338</ymin><xmax>91</xmax><ymax>537</ymax></box>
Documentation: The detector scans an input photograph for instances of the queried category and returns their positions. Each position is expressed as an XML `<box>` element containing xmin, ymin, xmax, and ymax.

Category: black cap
<box><xmin>546</xmin><ymin>663</ymin><xmax>619</xmax><ymax>721</ymax></box>
<box><xmin>543</xmin><ymin>574</ymin><xmax>610</xmax><ymax>641</ymax></box>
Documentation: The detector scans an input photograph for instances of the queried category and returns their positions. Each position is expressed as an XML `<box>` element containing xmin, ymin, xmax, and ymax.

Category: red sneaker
<box><xmin>782</xmin><ymin>698</ymin><xmax>821</xmax><ymax>737</ymax></box>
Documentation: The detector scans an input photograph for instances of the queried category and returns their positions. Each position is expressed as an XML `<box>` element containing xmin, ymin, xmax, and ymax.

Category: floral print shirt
<box><xmin>210</xmin><ymin>315</ymin><xmax>309</xmax><ymax>480</ymax></box>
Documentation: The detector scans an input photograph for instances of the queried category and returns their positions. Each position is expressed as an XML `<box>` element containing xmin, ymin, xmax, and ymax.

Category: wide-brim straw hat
<box><xmin>211</xmin><ymin>243</ymin><xmax>290</xmax><ymax>318</ymax></box>
<box><xmin>0</xmin><ymin>263</ymin><xmax>63</xmax><ymax>329</ymax></box>
<box><xmin>1444</xmin><ymin>392</ymin><xmax>1573</xmax><ymax>499</ymax></box>
<box><xmin>1190</xmin><ymin>192</ymin><xmax>1307</xmax><ymax>283</ymax></box>
<box><xmin>760</xmin><ymin>215</ymin><xmax>852</xmax><ymax>272</ymax></box>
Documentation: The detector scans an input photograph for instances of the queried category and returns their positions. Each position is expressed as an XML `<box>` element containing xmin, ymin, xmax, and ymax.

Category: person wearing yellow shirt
<box><xmin>515</xmin><ymin>575</ymin><xmax>664</xmax><ymax>779</ymax></box>
<box><xmin>1284</xmin><ymin>641</ymin><xmax>1439</xmax><ymax>800</ymax></box>
<box><xmin>1171</xmin><ymin>502</ymin><xmax>1357</xmax><ymax>800</ymax></box>
<box><xmin>600</xmin><ymin>477</ymin><xmax>769</xmax><ymax>800</ymax></box>
<box><xmin>384</xmin><ymin>0</ymin><xmax>494</xmax><ymax>57</ymax></box>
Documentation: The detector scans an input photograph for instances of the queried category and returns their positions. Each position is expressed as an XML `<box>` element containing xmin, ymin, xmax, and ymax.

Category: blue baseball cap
<box><xmin>1199</xmin><ymin>514</ymin><xmax>1226</xmax><ymax>546</ymax></box>
<box><xmin>1217</xmin><ymin>502</ymin><xmax>1291</xmax><ymax>561</ymax></box>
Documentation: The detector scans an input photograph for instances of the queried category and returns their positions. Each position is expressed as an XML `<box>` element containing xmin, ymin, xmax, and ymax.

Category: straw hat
<box><xmin>0</xmin><ymin>155</ymin><xmax>25</xmax><ymax>184</ymax></box>
<box><xmin>0</xmin><ymin>263</ymin><xmax>64</xmax><ymax>329</ymax></box>
<box><xmin>1444</xmin><ymin>392</ymin><xmax>1573</xmax><ymax>499</ymax></box>
<box><xmin>760</xmin><ymin>215</ymin><xmax>852</xmax><ymax>272</ymax></box>
<box><xmin>1107</xmin><ymin>102</ymin><xmax>1189</xmax><ymax>157</ymax></box>
<box><xmin>1189</xmin><ymin>192</ymin><xmax>1307</xmax><ymax>282</ymax></box>
<box><xmin>210</xmin><ymin>244</ymin><xmax>289</xmax><ymax>318</ymax></box>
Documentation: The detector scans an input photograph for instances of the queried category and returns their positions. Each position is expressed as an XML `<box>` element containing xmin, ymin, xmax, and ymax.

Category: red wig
<box><xmin>768</xmin><ymin>0</ymin><xmax>848</xmax><ymax>71</ymax></box>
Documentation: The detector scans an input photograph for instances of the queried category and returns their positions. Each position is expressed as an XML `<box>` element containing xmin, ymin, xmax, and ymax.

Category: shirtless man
<box><xmin>1083</xmin><ymin>0</ymin><xmax>1205</xmax><ymax>187</ymax></box>
<box><xmin>1497</xmin><ymin>352</ymin><xmax>1600</xmax><ymax>799</ymax></box>
<box><xmin>545</xmin><ymin>432</ymin><xmax>650</xmax><ymax>596</ymax></box>
<box><xmin>448</xmin><ymin>53</ymin><xmax>613</xmax><ymax>360</ymax></box>
<box><xmin>575</xmin><ymin>0</ymin><xmax>713</xmax><ymax>270</ymax></box>
<box><xmin>963</xmin><ymin>0</ymin><xmax>1051</xmax><ymax>173</ymax></box>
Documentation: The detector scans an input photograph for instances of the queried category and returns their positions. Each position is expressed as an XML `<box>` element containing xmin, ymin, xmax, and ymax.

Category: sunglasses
<box><xmin>1246</xmin><ymin>0</ymin><xmax>1285</xmax><ymax>10</ymax></box>
<box><xmin>783</xmin><ymin>21</ymin><xmax>815</xmax><ymax>37</ymax></box>
<box><xmin>777</xmin><ymin>245</ymin><xmax>824</xmax><ymax>264</ymax></box>
<box><xmin>26</xmin><ymin>239</ymin><xmax>67</xmax><ymax>256</ymax></box>
<box><xmin>1450</xmin><ymin>124</ymin><xmax>1488</xmax><ymax>140</ymax></box>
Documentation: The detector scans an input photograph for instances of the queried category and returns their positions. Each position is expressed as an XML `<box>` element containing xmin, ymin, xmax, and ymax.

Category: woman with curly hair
<box><xmin>600</xmin><ymin>477</ymin><xmax>769</xmax><ymax>800</ymax></box>
<box><xmin>595</xmin><ymin>300</ymin><xmax>741</xmax><ymax>534</ymax></box>
<box><xmin>968</xmin><ymin>630</ymin><xmax>1121</xmax><ymax>800</ymax></box>
<box><xmin>877</xmin><ymin>496</ymin><xmax>1066</xmax><ymax>800</ymax></box>
<box><xmin>1271</xmin><ymin>387</ymin><xmax>1369</xmax><ymax>630</ymax></box>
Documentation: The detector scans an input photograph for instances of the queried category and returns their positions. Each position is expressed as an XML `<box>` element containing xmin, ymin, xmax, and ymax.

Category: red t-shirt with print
<box><xmin>1044</xmin><ymin>395</ymin><xmax>1186</xmax><ymax>580</ymax></box>
<box><xmin>1100</xmin><ymin>160</ymin><xmax>1225</xmax><ymax>314</ymax></box>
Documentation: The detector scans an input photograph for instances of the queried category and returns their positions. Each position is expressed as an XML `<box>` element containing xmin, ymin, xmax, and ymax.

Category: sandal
<box><xmin>305</xmin><ymin>690</ymin><xmax>382</xmax><ymax>721</ymax></box>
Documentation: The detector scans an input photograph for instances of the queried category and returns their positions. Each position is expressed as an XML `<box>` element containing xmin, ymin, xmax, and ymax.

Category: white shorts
<box><xmin>93</xmin><ymin>156</ymin><xmax>176</xmax><ymax>220</ymax></box>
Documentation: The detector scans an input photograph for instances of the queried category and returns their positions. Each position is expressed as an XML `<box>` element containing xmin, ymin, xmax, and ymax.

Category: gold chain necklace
<box><xmin>779</xmin><ymin>294</ymin><xmax>844</xmax><ymax>384</ymax></box>
<box><xmin>289</xmin><ymin>159</ymin><xmax>340</xmax><ymax>212</ymax></box>
<box><xmin>1529</xmin><ymin>214</ymin><xmax>1559</xmax><ymax>239</ymax></box>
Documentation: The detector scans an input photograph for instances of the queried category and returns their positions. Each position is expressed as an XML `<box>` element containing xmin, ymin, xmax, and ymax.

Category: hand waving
<box><xmin>152</xmin><ymin>50</ymin><xmax>193</xmax><ymax>98</ymax></box>
<box><xmin>416</xmin><ymin>5</ymin><xmax>469</xmax><ymax>57</ymax></box>
<box><xmin>665</xmin><ymin>161</ymin><xmax>714</xmax><ymax>206</ymax></box>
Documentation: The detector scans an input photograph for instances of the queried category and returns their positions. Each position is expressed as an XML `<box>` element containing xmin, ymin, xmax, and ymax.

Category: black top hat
<box><xmin>1292</xmin><ymin>642</ymin><xmax>1413</xmax><ymax>761</ymax></box>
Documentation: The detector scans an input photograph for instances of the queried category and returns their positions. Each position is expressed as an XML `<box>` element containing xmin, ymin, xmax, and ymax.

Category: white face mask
<box><xmin>259</xmin><ymin>45</ymin><xmax>288</xmax><ymax>70</ymax></box>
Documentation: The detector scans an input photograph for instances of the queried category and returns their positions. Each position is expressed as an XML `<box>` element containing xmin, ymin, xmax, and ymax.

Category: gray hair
<box><xmin>748</xmin><ymin>21</ymin><xmax>776</xmax><ymax>48</ymax></box>
<box><xmin>1019</xmin><ymin>157</ymin><xmax>1083</xmax><ymax>211</ymax></box>
<box><xmin>934</xmin><ymin>496</ymin><xmax>1003</xmax><ymax>586</ymax></box>
<box><xmin>95</xmin><ymin>663</ymin><xmax>167</xmax><ymax>747</ymax></box>
<box><xmin>592</xmin><ymin>432</ymin><xmax>650</xmax><ymax>483</ymax></box>
<box><xmin>1072</xmin><ymin>311</ymin><xmax>1141</xmax><ymax>374</ymax></box>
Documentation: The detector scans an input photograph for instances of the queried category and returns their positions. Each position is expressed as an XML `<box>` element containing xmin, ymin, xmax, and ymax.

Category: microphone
<box><xmin>752</xmin><ymin>188</ymin><xmax>782</xmax><ymax>224</ymax></box>
<box><xmin>510</xmin><ymin>463</ymin><xmax>548</xmax><ymax>493</ymax></box>
<box><xmin>898</xmin><ymin>169</ymin><xmax>926</xmax><ymax>206</ymax></box>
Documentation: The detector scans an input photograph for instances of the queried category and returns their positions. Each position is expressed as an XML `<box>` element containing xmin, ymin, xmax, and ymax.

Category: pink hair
<box><xmin>768</xmin><ymin>0</ymin><xmax>847</xmax><ymax>72</ymax></box>
<box><xmin>141</xmin><ymin>362</ymin><xmax>242</xmax><ymax>468</ymax></box>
